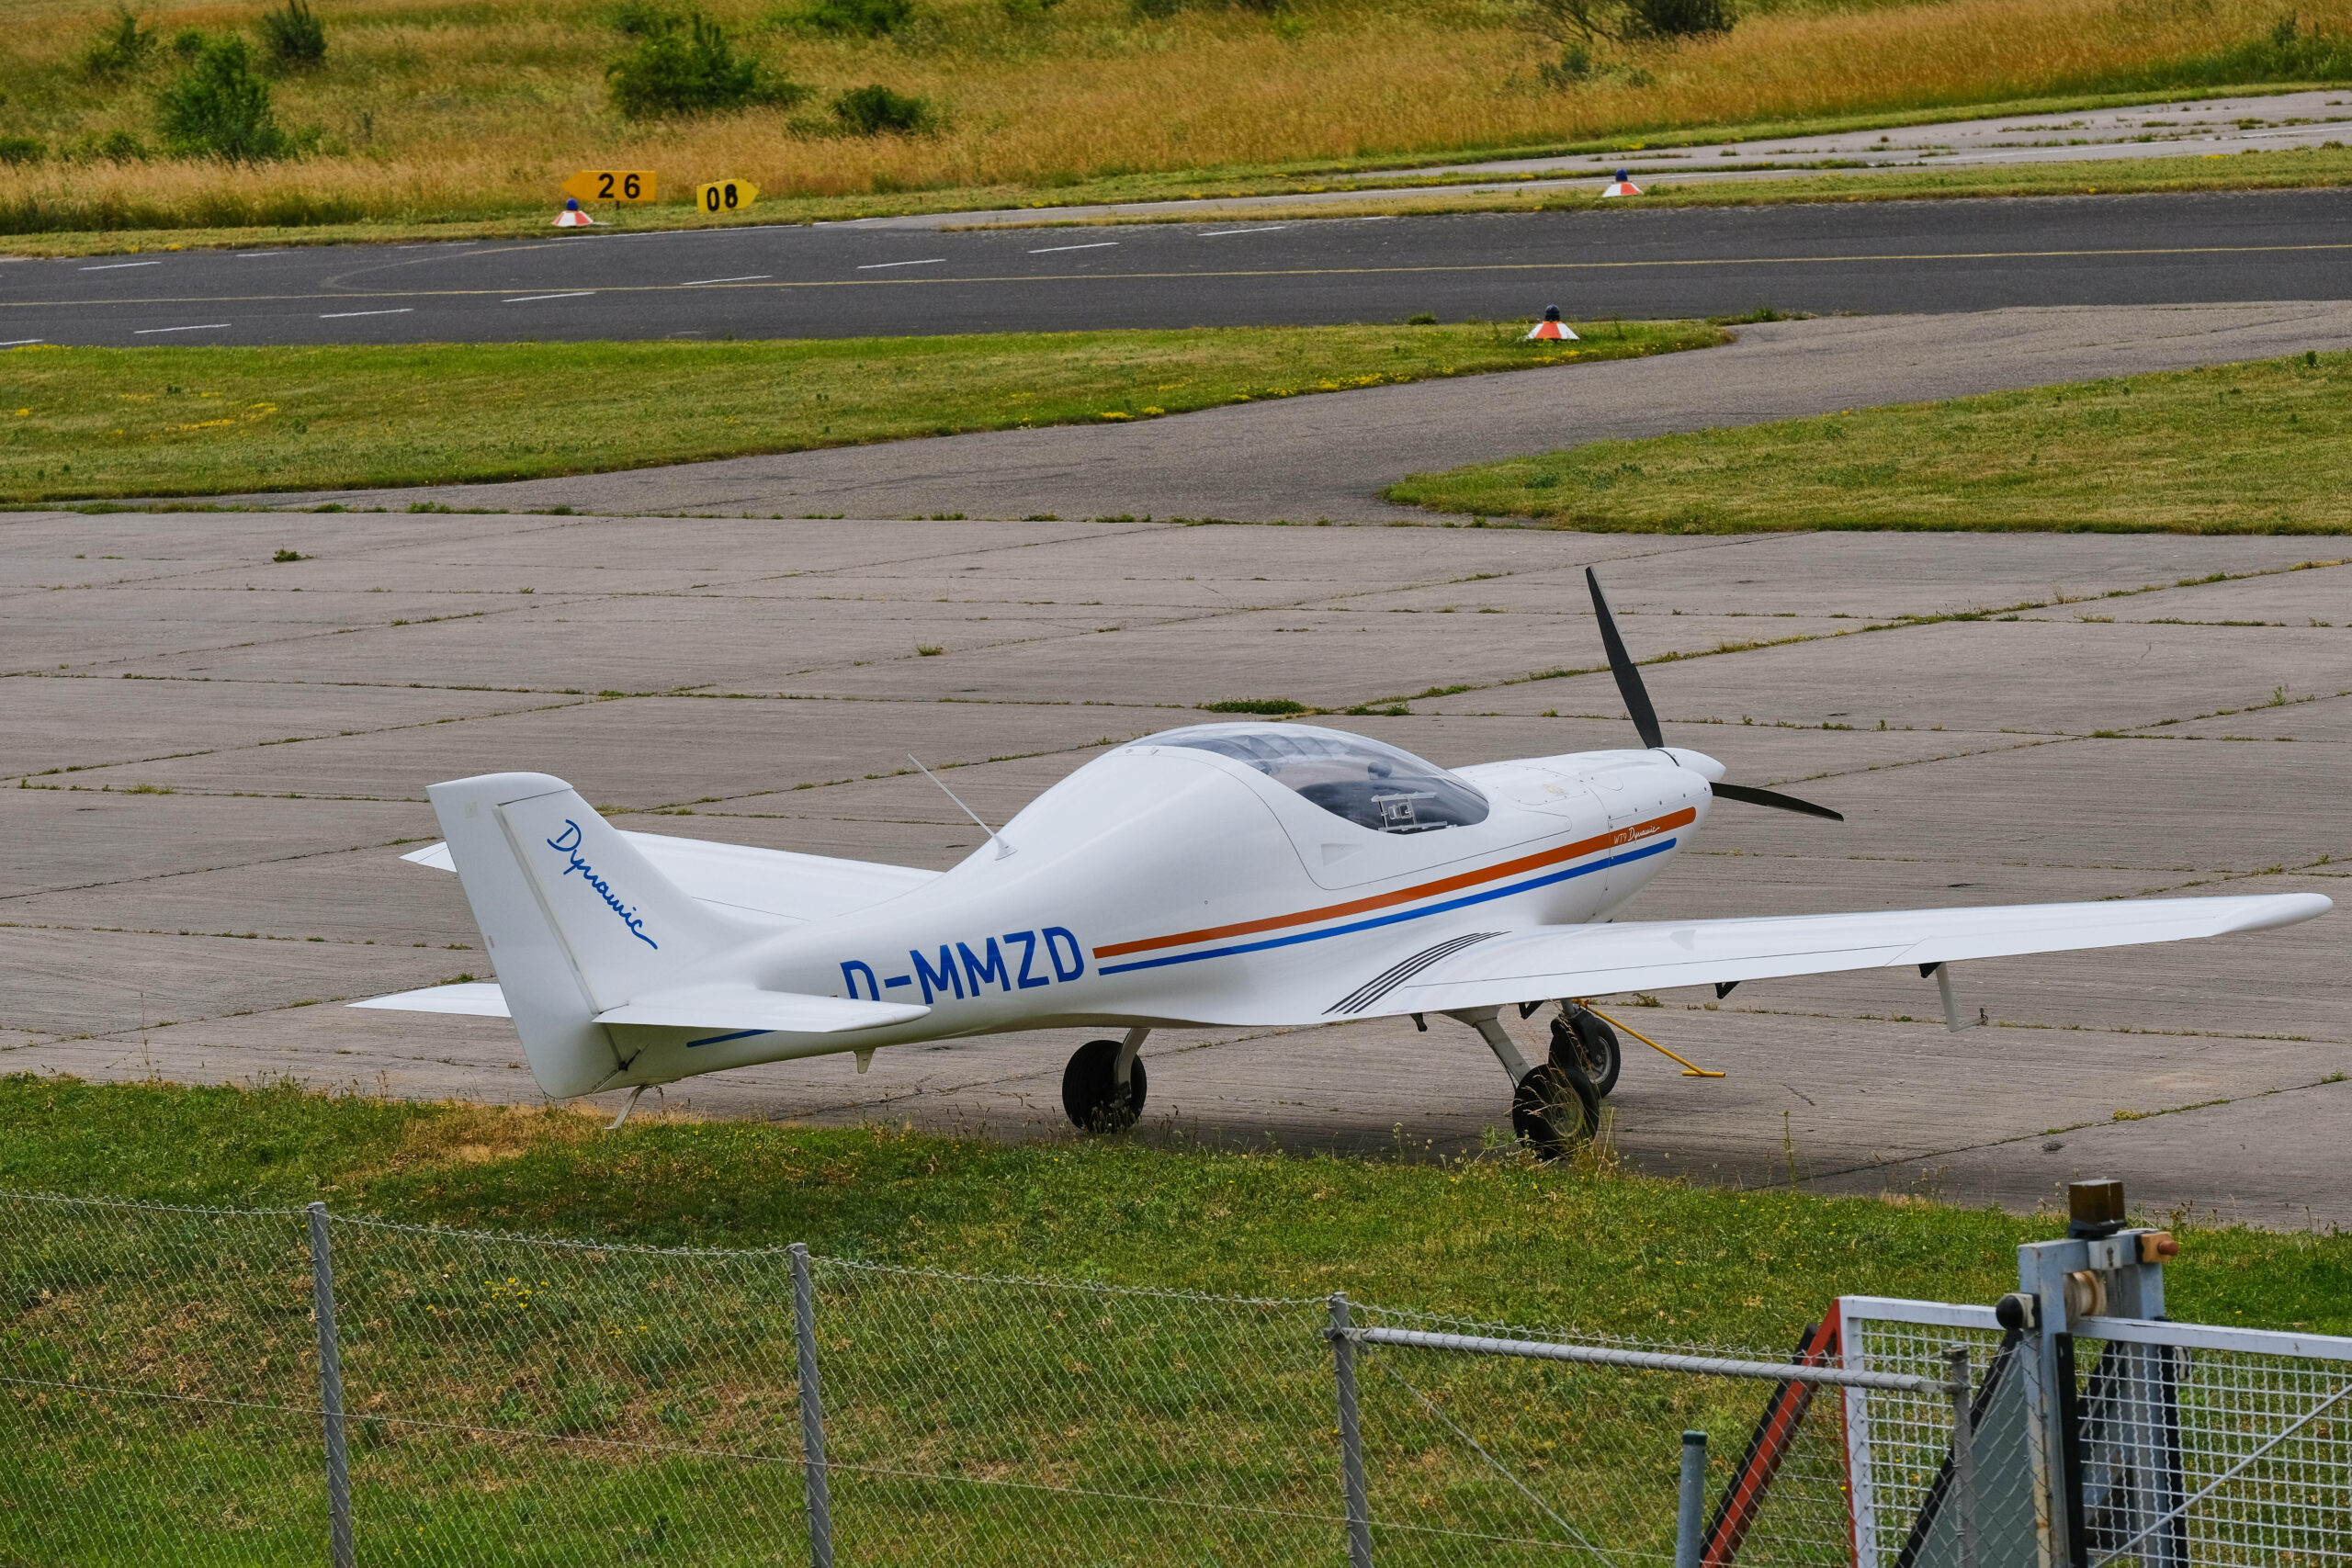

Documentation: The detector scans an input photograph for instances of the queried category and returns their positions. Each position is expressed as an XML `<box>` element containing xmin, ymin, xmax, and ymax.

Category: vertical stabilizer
<box><xmin>427</xmin><ymin>773</ymin><xmax>761</xmax><ymax>1097</ymax></box>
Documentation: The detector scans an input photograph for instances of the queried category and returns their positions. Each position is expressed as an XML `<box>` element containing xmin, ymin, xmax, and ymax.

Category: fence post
<box><xmin>1329</xmin><ymin>1292</ymin><xmax>1374</xmax><ymax>1568</ymax></box>
<box><xmin>1675</xmin><ymin>1429</ymin><xmax>1706</xmax><ymax>1568</ymax></box>
<box><xmin>790</xmin><ymin>1243</ymin><xmax>835</xmax><ymax>1568</ymax></box>
<box><xmin>1946</xmin><ymin>1345</ymin><xmax>1976</xmax><ymax>1568</ymax></box>
<box><xmin>305</xmin><ymin>1201</ymin><xmax>355</xmax><ymax>1568</ymax></box>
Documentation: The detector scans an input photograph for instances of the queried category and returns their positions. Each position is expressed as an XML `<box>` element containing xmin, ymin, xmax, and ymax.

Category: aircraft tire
<box><xmin>1510</xmin><ymin>1062</ymin><xmax>1598</xmax><ymax>1160</ymax></box>
<box><xmin>1552</xmin><ymin>1007</ymin><xmax>1622</xmax><ymax>1098</ymax></box>
<box><xmin>1061</xmin><ymin>1038</ymin><xmax>1148</xmax><ymax>1134</ymax></box>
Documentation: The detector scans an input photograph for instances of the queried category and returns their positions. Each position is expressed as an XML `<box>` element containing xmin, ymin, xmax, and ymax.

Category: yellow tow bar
<box><xmin>1576</xmin><ymin>1001</ymin><xmax>1727</xmax><ymax>1078</ymax></box>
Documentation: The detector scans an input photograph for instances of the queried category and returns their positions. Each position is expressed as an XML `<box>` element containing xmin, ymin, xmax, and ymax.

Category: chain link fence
<box><xmin>6</xmin><ymin>1189</ymin><xmax>2350</xmax><ymax>1567</ymax></box>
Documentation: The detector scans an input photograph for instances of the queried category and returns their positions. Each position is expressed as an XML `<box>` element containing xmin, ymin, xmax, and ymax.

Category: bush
<box><xmin>0</xmin><ymin>138</ymin><xmax>43</xmax><ymax>167</ymax></box>
<box><xmin>606</xmin><ymin>1</ymin><xmax>677</xmax><ymax>36</ymax></box>
<box><xmin>831</xmin><ymin>83</ymin><xmax>932</xmax><ymax>135</ymax></box>
<box><xmin>1519</xmin><ymin>0</ymin><xmax>1731</xmax><ymax>48</ymax></box>
<box><xmin>257</xmin><ymin>0</ymin><xmax>328</xmax><ymax>71</ymax></box>
<box><xmin>156</xmin><ymin>38</ymin><xmax>291</xmax><ymax>162</ymax></box>
<box><xmin>787</xmin><ymin>0</ymin><xmax>914</xmax><ymax>36</ymax></box>
<box><xmin>84</xmin><ymin>6</ymin><xmax>160</xmax><ymax>80</ymax></box>
<box><xmin>606</xmin><ymin>13</ymin><xmax>806</xmax><ymax>119</ymax></box>
<box><xmin>1623</xmin><ymin>0</ymin><xmax>1732</xmax><ymax>40</ymax></box>
<box><xmin>1539</xmin><ymin>41</ymin><xmax>1593</xmax><ymax>85</ymax></box>
<box><xmin>171</xmin><ymin>28</ymin><xmax>206</xmax><ymax>59</ymax></box>
<box><xmin>80</xmin><ymin>130</ymin><xmax>152</xmax><ymax>162</ymax></box>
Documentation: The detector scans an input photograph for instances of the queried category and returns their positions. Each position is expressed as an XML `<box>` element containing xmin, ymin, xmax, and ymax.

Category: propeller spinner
<box><xmin>1584</xmin><ymin>568</ymin><xmax>1844</xmax><ymax>822</ymax></box>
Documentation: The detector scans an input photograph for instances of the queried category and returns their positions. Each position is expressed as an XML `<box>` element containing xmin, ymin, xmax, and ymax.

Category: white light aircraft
<box><xmin>357</xmin><ymin>571</ymin><xmax>2331</xmax><ymax>1151</ymax></box>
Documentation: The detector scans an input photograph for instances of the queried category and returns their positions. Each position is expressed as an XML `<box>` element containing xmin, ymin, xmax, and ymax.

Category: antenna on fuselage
<box><xmin>908</xmin><ymin>753</ymin><xmax>1015</xmax><ymax>859</ymax></box>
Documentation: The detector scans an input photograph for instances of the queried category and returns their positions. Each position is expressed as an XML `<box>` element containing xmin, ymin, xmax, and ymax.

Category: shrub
<box><xmin>0</xmin><ymin>138</ymin><xmax>43</xmax><ymax>167</ymax></box>
<box><xmin>788</xmin><ymin>0</ymin><xmax>914</xmax><ymax>36</ymax></box>
<box><xmin>156</xmin><ymin>38</ymin><xmax>291</xmax><ymax>162</ymax></box>
<box><xmin>171</xmin><ymin>28</ymin><xmax>206</xmax><ymax>59</ymax></box>
<box><xmin>1519</xmin><ymin>0</ymin><xmax>1731</xmax><ymax>48</ymax></box>
<box><xmin>1623</xmin><ymin>0</ymin><xmax>1732</xmax><ymax>40</ymax></box>
<box><xmin>1539</xmin><ymin>41</ymin><xmax>1593</xmax><ymax>85</ymax></box>
<box><xmin>606</xmin><ymin>13</ymin><xmax>806</xmax><ymax>119</ymax></box>
<box><xmin>84</xmin><ymin>6</ymin><xmax>160</xmax><ymax>80</ymax></box>
<box><xmin>257</xmin><ymin>0</ymin><xmax>328</xmax><ymax>71</ymax></box>
<box><xmin>831</xmin><ymin>82</ymin><xmax>932</xmax><ymax>134</ymax></box>
<box><xmin>607</xmin><ymin>1</ymin><xmax>678</xmax><ymax>35</ymax></box>
<box><xmin>81</xmin><ymin>130</ymin><xmax>152</xmax><ymax>162</ymax></box>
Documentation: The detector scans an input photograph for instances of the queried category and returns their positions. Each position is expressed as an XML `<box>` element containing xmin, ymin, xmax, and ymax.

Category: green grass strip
<box><xmin>1</xmin><ymin>321</ymin><xmax>1721</xmax><ymax>505</ymax></box>
<box><xmin>5</xmin><ymin>1076</ymin><xmax>2346</xmax><ymax>1338</ymax></box>
<box><xmin>1387</xmin><ymin>349</ymin><xmax>2352</xmax><ymax>534</ymax></box>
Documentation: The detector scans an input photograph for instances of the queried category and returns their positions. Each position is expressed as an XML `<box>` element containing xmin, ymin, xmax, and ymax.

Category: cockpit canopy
<box><xmin>1142</xmin><ymin>723</ymin><xmax>1489</xmax><ymax>834</ymax></box>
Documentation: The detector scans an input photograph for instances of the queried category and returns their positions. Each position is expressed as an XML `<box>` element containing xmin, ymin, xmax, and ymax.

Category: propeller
<box><xmin>1584</xmin><ymin>567</ymin><xmax>1844</xmax><ymax>823</ymax></box>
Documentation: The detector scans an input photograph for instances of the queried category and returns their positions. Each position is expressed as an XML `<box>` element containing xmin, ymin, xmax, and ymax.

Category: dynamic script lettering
<box><xmin>546</xmin><ymin>820</ymin><xmax>658</xmax><ymax>950</ymax></box>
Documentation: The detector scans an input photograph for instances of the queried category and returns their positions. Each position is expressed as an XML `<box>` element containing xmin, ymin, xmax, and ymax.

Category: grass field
<box><xmin>1387</xmin><ymin>349</ymin><xmax>2352</xmax><ymax>534</ymax></box>
<box><xmin>6</xmin><ymin>1076</ymin><xmax>2346</xmax><ymax>1564</ymax></box>
<box><xmin>6</xmin><ymin>1075</ymin><xmax>2347</xmax><ymax>1337</ymax></box>
<box><xmin>4</xmin><ymin>0</ymin><xmax>2351</xmax><ymax>240</ymax></box>
<box><xmin>0</xmin><ymin>319</ymin><xmax>1721</xmax><ymax>504</ymax></box>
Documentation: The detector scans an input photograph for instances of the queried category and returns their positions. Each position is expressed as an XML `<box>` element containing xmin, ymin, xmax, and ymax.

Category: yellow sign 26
<box><xmin>695</xmin><ymin>180</ymin><xmax>760</xmax><ymax>214</ymax></box>
<box><xmin>562</xmin><ymin>170</ymin><xmax>657</xmax><ymax>203</ymax></box>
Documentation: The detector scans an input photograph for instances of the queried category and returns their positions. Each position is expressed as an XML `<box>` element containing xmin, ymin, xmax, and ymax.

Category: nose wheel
<box><xmin>1551</xmin><ymin>1004</ymin><xmax>1622</xmax><ymax>1098</ymax></box>
<box><xmin>1061</xmin><ymin>1035</ymin><xmax>1148</xmax><ymax>1133</ymax></box>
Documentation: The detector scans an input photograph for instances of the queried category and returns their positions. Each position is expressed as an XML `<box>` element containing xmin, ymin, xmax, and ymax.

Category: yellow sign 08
<box><xmin>695</xmin><ymin>179</ymin><xmax>760</xmax><ymax>214</ymax></box>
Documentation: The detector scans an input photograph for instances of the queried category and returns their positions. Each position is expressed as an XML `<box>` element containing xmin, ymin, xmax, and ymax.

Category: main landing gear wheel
<box><xmin>1552</xmin><ymin>1005</ymin><xmax>1622</xmax><ymax>1099</ymax></box>
<box><xmin>1510</xmin><ymin>1060</ymin><xmax>1600</xmax><ymax>1161</ymax></box>
<box><xmin>1061</xmin><ymin>1039</ymin><xmax>1148</xmax><ymax>1133</ymax></box>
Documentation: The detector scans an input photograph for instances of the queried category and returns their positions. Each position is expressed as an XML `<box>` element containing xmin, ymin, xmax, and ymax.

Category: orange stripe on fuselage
<box><xmin>1091</xmin><ymin>806</ymin><xmax>1698</xmax><ymax>959</ymax></box>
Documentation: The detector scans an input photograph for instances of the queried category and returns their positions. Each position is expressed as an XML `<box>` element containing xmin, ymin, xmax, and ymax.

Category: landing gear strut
<box><xmin>1062</xmin><ymin>1027</ymin><xmax>1149</xmax><ymax>1133</ymax></box>
<box><xmin>1451</xmin><ymin>1007</ymin><xmax>1598</xmax><ymax>1160</ymax></box>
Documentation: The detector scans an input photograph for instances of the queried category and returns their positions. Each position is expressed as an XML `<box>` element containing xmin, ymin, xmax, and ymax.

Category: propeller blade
<box><xmin>1584</xmin><ymin>568</ymin><xmax>1664</xmax><ymax>750</ymax></box>
<box><xmin>1710</xmin><ymin>781</ymin><xmax>1845</xmax><ymax>822</ymax></box>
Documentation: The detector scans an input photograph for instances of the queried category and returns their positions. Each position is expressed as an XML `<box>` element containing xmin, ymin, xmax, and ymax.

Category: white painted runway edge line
<box><xmin>320</xmin><ymin>309</ymin><xmax>414</xmax><ymax>319</ymax></box>
<box><xmin>680</xmin><ymin>275</ymin><xmax>772</xmax><ymax>286</ymax></box>
<box><xmin>1200</xmin><ymin>226</ymin><xmax>1288</xmax><ymax>236</ymax></box>
<box><xmin>503</xmin><ymin>291</ymin><xmax>596</xmax><ymax>302</ymax></box>
<box><xmin>81</xmin><ymin>260</ymin><xmax>162</xmax><ymax>270</ymax></box>
<box><xmin>1029</xmin><ymin>242</ymin><xmax>1120</xmax><ymax>254</ymax></box>
<box><xmin>133</xmin><ymin>323</ymin><xmax>231</xmax><ymax>333</ymax></box>
<box><xmin>235</xmin><ymin>251</ymin><xmax>288</xmax><ymax>258</ymax></box>
<box><xmin>856</xmin><ymin>258</ymin><xmax>946</xmax><ymax>269</ymax></box>
<box><xmin>0</xmin><ymin>337</ymin><xmax>43</xmax><ymax>346</ymax></box>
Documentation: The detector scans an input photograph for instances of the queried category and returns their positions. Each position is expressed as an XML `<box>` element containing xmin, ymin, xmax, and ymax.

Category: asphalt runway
<box><xmin>10</xmin><ymin>188</ymin><xmax>2352</xmax><ymax>347</ymax></box>
<box><xmin>5</xmin><ymin>513</ymin><xmax>2345</xmax><ymax>1225</ymax></box>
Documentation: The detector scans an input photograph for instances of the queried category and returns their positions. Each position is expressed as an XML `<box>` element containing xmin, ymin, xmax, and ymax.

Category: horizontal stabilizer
<box><xmin>350</xmin><ymin>981</ymin><xmax>511</xmax><ymax>1018</ymax></box>
<box><xmin>595</xmin><ymin>984</ymin><xmax>928</xmax><ymax>1034</ymax></box>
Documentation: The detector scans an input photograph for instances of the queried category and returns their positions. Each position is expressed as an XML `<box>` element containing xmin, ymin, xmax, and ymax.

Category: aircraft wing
<box><xmin>1377</xmin><ymin>893</ymin><xmax>2331</xmax><ymax>1016</ymax></box>
<box><xmin>401</xmin><ymin>831</ymin><xmax>939</xmax><ymax>925</ymax></box>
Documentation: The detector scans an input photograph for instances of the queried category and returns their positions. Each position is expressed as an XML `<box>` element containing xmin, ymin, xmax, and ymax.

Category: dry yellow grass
<box><xmin>2</xmin><ymin>0</ymin><xmax>2346</xmax><ymax>231</ymax></box>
